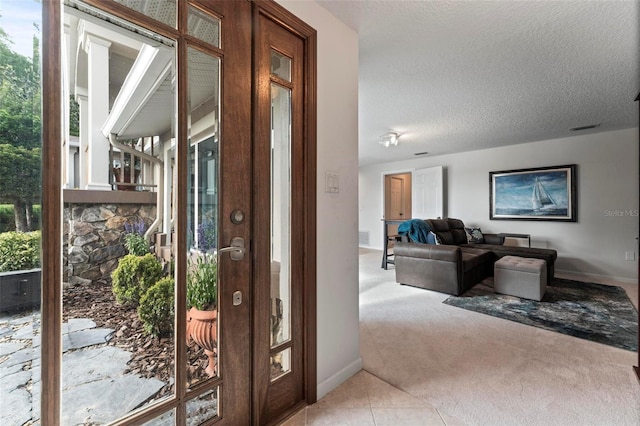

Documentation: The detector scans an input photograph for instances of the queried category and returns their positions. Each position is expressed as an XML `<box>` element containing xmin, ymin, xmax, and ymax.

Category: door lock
<box><xmin>233</xmin><ymin>290</ymin><xmax>242</xmax><ymax>306</ymax></box>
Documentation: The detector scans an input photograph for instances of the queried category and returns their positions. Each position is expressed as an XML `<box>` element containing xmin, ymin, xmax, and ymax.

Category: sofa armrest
<box><xmin>483</xmin><ymin>233</ymin><xmax>505</xmax><ymax>245</ymax></box>
<box><xmin>394</xmin><ymin>242</ymin><xmax>460</xmax><ymax>262</ymax></box>
<box><xmin>394</xmin><ymin>242</ymin><xmax>464</xmax><ymax>295</ymax></box>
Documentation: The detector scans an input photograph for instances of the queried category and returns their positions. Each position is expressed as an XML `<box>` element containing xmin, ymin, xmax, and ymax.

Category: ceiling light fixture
<box><xmin>379</xmin><ymin>132</ymin><xmax>399</xmax><ymax>147</ymax></box>
<box><xmin>569</xmin><ymin>123</ymin><xmax>600</xmax><ymax>131</ymax></box>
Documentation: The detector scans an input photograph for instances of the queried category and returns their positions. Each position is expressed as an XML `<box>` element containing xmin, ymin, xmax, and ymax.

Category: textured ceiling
<box><xmin>316</xmin><ymin>0</ymin><xmax>640</xmax><ymax>166</ymax></box>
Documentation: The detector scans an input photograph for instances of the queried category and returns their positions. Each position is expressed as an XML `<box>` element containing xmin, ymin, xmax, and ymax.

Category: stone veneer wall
<box><xmin>64</xmin><ymin>203</ymin><xmax>157</xmax><ymax>286</ymax></box>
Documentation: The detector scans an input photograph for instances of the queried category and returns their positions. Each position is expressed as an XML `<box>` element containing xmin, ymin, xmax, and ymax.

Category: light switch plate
<box><xmin>325</xmin><ymin>172</ymin><xmax>339</xmax><ymax>193</ymax></box>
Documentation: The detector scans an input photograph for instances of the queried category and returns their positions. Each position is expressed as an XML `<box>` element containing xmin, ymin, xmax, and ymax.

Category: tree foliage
<box><xmin>0</xmin><ymin>24</ymin><xmax>41</xmax><ymax>231</ymax></box>
<box><xmin>0</xmin><ymin>144</ymin><xmax>41</xmax><ymax>231</ymax></box>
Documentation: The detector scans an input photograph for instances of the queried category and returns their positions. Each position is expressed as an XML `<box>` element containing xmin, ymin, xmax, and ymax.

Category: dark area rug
<box><xmin>443</xmin><ymin>278</ymin><xmax>638</xmax><ymax>351</ymax></box>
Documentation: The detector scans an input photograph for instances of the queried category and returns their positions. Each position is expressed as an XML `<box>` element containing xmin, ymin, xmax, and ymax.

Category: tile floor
<box><xmin>280</xmin><ymin>370</ymin><xmax>464</xmax><ymax>426</ymax></box>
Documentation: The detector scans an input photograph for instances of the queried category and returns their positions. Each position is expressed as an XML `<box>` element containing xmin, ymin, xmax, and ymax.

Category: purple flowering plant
<box><xmin>124</xmin><ymin>219</ymin><xmax>150</xmax><ymax>256</ymax></box>
<box><xmin>196</xmin><ymin>220</ymin><xmax>216</xmax><ymax>252</ymax></box>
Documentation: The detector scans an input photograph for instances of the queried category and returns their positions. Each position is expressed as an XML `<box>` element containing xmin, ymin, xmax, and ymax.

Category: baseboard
<box><xmin>317</xmin><ymin>357</ymin><xmax>363</xmax><ymax>400</ymax></box>
<box><xmin>555</xmin><ymin>268</ymin><xmax>637</xmax><ymax>285</ymax></box>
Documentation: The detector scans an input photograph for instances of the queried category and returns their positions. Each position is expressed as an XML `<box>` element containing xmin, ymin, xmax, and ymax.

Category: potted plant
<box><xmin>186</xmin><ymin>251</ymin><xmax>218</xmax><ymax>377</ymax></box>
<box><xmin>112</xmin><ymin>157</ymin><xmax>141</xmax><ymax>191</ymax></box>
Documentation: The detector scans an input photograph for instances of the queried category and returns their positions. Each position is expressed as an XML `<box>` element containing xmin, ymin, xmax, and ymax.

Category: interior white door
<box><xmin>412</xmin><ymin>166</ymin><xmax>443</xmax><ymax>219</ymax></box>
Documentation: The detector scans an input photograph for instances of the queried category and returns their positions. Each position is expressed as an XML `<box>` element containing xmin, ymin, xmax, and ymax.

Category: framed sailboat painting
<box><xmin>489</xmin><ymin>164</ymin><xmax>577</xmax><ymax>221</ymax></box>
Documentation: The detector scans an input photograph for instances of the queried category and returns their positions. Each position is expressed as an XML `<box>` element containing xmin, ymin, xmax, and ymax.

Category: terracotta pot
<box><xmin>186</xmin><ymin>307</ymin><xmax>218</xmax><ymax>377</ymax></box>
<box><xmin>113</xmin><ymin>167</ymin><xmax>141</xmax><ymax>191</ymax></box>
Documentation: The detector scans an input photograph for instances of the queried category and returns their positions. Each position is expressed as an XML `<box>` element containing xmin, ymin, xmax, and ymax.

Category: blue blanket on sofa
<box><xmin>398</xmin><ymin>219</ymin><xmax>432</xmax><ymax>244</ymax></box>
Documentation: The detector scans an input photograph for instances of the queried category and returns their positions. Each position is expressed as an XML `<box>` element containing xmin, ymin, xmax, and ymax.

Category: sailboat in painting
<box><xmin>531</xmin><ymin>177</ymin><xmax>556</xmax><ymax>211</ymax></box>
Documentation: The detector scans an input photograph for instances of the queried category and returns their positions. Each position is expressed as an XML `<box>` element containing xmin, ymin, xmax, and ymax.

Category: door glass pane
<box><xmin>0</xmin><ymin>0</ymin><xmax>42</xmax><ymax>424</ymax></box>
<box><xmin>61</xmin><ymin>2</ymin><xmax>176</xmax><ymax>424</ymax></box>
<box><xmin>114</xmin><ymin>0</ymin><xmax>177</xmax><ymax>28</ymax></box>
<box><xmin>186</xmin><ymin>387</ymin><xmax>219</xmax><ymax>425</ymax></box>
<box><xmin>142</xmin><ymin>409</ymin><xmax>175</xmax><ymax>425</ymax></box>
<box><xmin>271</xmin><ymin>51</ymin><xmax>291</xmax><ymax>82</ymax></box>
<box><xmin>186</xmin><ymin>47</ymin><xmax>221</xmax><ymax>389</ymax></box>
<box><xmin>270</xmin><ymin>82</ymin><xmax>292</xmax><ymax>349</ymax></box>
<box><xmin>188</xmin><ymin>6</ymin><xmax>221</xmax><ymax>48</ymax></box>
<box><xmin>270</xmin><ymin>348</ymin><xmax>291</xmax><ymax>381</ymax></box>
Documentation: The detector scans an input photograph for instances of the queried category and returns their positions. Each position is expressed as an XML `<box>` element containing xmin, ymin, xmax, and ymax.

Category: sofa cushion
<box><xmin>429</xmin><ymin>231</ymin><xmax>441</xmax><ymax>245</ymax></box>
<box><xmin>465</xmin><ymin>227</ymin><xmax>485</xmax><ymax>243</ymax></box>
<box><xmin>426</xmin><ymin>218</ymin><xmax>468</xmax><ymax>245</ymax></box>
<box><xmin>460</xmin><ymin>247</ymin><xmax>494</xmax><ymax>272</ymax></box>
<box><xmin>446</xmin><ymin>218</ymin><xmax>469</xmax><ymax>245</ymax></box>
<box><xmin>466</xmin><ymin>243</ymin><xmax>557</xmax><ymax>263</ymax></box>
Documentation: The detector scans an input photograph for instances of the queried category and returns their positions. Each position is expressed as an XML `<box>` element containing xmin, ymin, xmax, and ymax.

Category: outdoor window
<box><xmin>61</xmin><ymin>1</ymin><xmax>178</xmax><ymax>423</ymax></box>
<box><xmin>0</xmin><ymin>1</ymin><xmax>42</xmax><ymax>424</ymax></box>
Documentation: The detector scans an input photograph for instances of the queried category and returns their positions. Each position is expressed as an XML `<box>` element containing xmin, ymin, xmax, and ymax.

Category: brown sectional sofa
<box><xmin>394</xmin><ymin>218</ymin><xmax>557</xmax><ymax>296</ymax></box>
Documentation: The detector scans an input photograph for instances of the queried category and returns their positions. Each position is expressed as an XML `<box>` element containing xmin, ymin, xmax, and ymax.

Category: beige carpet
<box><xmin>359</xmin><ymin>250</ymin><xmax>640</xmax><ymax>426</ymax></box>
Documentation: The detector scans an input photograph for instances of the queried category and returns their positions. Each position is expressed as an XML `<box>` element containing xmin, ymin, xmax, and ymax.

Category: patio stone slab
<box><xmin>1</xmin><ymin>313</ymin><xmax>37</xmax><ymax>326</ymax></box>
<box><xmin>1</xmin><ymin>314</ymin><xmax>168</xmax><ymax>425</ymax></box>
<box><xmin>63</xmin><ymin>318</ymin><xmax>96</xmax><ymax>334</ymax></box>
<box><xmin>62</xmin><ymin>327</ymin><xmax>113</xmax><ymax>352</ymax></box>
<box><xmin>0</xmin><ymin>341</ymin><xmax>27</xmax><ymax>357</ymax></box>
<box><xmin>0</xmin><ymin>368</ymin><xmax>31</xmax><ymax>392</ymax></box>
<box><xmin>11</xmin><ymin>325</ymin><xmax>36</xmax><ymax>340</ymax></box>
<box><xmin>0</xmin><ymin>325</ymin><xmax>13</xmax><ymax>338</ymax></box>
<box><xmin>61</xmin><ymin>374</ymin><xmax>165</xmax><ymax>425</ymax></box>
<box><xmin>31</xmin><ymin>380</ymin><xmax>41</xmax><ymax>422</ymax></box>
<box><xmin>62</xmin><ymin>346</ymin><xmax>131</xmax><ymax>388</ymax></box>
<box><xmin>0</xmin><ymin>362</ymin><xmax>24</xmax><ymax>378</ymax></box>
<box><xmin>0</xmin><ymin>387</ymin><xmax>33</xmax><ymax>426</ymax></box>
<box><xmin>1</xmin><ymin>347</ymin><xmax>37</xmax><ymax>368</ymax></box>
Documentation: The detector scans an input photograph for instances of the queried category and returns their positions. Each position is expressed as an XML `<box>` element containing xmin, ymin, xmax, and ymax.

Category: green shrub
<box><xmin>138</xmin><ymin>277</ymin><xmax>174</xmax><ymax>338</ymax></box>
<box><xmin>111</xmin><ymin>254</ymin><xmax>163</xmax><ymax>305</ymax></box>
<box><xmin>0</xmin><ymin>231</ymin><xmax>41</xmax><ymax>272</ymax></box>
<box><xmin>124</xmin><ymin>233</ymin><xmax>150</xmax><ymax>256</ymax></box>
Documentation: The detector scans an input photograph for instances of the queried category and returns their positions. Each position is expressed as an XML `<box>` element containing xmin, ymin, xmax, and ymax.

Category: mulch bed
<box><xmin>63</xmin><ymin>280</ymin><xmax>211</xmax><ymax>399</ymax></box>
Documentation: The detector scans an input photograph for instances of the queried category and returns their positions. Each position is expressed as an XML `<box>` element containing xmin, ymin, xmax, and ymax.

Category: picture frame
<box><xmin>489</xmin><ymin>164</ymin><xmax>577</xmax><ymax>221</ymax></box>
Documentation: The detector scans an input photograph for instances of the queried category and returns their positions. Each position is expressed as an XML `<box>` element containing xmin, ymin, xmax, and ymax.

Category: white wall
<box><xmin>360</xmin><ymin>128</ymin><xmax>639</xmax><ymax>283</ymax></box>
<box><xmin>278</xmin><ymin>1</ymin><xmax>361</xmax><ymax>399</ymax></box>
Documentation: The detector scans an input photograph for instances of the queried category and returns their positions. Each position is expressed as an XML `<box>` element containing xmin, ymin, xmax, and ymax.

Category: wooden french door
<box><xmin>252</xmin><ymin>4</ymin><xmax>316</xmax><ymax>424</ymax></box>
<box><xmin>40</xmin><ymin>0</ymin><xmax>314</xmax><ymax>425</ymax></box>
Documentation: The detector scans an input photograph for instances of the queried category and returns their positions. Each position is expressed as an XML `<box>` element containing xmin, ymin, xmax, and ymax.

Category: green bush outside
<box><xmin>0</xmin><ymin>205</ymin><xmax>41</xmax><ymax>232</ymax></box>
<box><xmin>124</xmin><ymin>233</ymin><xmax>150</xmax><ymax>256</ymax></box>
<box><xmin>138</xmin><ymin>277</ymin><xmax>175</xmax><ymax>338</ymax></box>
<box><xmin>0</xmin><ymin>231</ymin><xmax>41</xmax><ymax>272</ymax></box>
<box><xmin>111</xmin><ymin>254</ymin><xmax>163</xmax><ymax>305</ymax></box>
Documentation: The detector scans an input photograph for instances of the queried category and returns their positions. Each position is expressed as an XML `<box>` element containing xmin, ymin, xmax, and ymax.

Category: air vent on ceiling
<box><xmin>569</xmin><ymin>123</ymin><xmax>600</xmax><ymax>131</ymax></box>
<box><xmin>414</xmin><ymin>151</ymin><xmax>429</xmax><ymax>156</ymax></box>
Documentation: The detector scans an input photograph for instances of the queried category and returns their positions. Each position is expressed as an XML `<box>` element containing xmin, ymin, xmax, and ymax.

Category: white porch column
<box><xmin>163</xmin><ymin>139</ymin><xmax>173</xmax><ymax>236</ymax></box>
<box><xmin>76</xmin><ymin>93</ymin><xmax>89</xmax><ymax>189</ymax></box>
<box><xmin>84</xmin><ymin>35</ymin><xmax>112</xmax><ymax>190</ymax></box>
<box><xmin>62</xmin><ymin>26</ymin><xmax>71</xmax><ymax>189</ymax></box>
